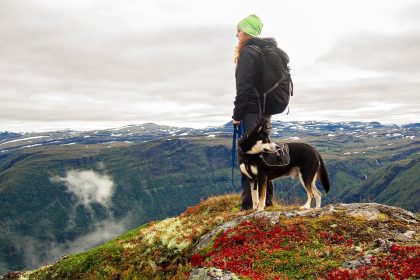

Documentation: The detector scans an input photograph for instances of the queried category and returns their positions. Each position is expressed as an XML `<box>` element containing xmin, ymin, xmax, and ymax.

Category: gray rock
<box><xmin>403</xmin><ymin>230</ymin><xmax>416</xmax><ymax>239</ymax></box>
<box><xmin>375</xmin><ymin>238</ymin><xmax>394</xmax><ymax>252</ymax></box>
<box><xmin>339</xmin><ymin>203</ymin><xmax>419</xmax><ymax>224</ymax></box>
<box><xmin>346</xmin><ymin>208</ymin><xmax>380</xmax><ymax>220</ymax></box>
<box><xmin>343</xmin><ymin>255</ymin><xmax>372</xmax><ymax>269</ymax></box>
<box><xmin>189</xmin><ymin>267</ymin><xmax>240</xmax><ymax>280</ymax></box>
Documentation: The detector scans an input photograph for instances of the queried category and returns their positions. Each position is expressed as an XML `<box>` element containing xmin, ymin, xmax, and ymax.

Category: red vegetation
<box><xmin>326</xmin><ymin>244</ymin><xmax>420</xmax><ymax>280</ymax></box>
<box><xmin>190</xmin><ymin>253</ymin><xmax>204</xmax><ymax>267</ymax></box>
<box><xmin>318</xmin><ymin>231</ymin><xmax>353</xmax><ymax>247</ymax></box>
<box><xmin>190</xmin><ymin>217</ymin><xmax>420</xmax><ymax>279</ymax></box>
<box><xmin>191</xmin><ymin>218</ymin><xmax>309</xmax><ymax>279</ymax></box>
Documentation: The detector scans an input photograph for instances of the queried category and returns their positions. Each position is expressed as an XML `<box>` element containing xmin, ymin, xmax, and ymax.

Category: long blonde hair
<box><xmin>234</xmin><ymin>36</ymin><xmax>252</xmax><ymax>64</ymax></box>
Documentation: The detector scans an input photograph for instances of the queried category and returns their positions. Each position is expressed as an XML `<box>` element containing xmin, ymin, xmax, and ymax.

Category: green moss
<box><xmin>258</xmin><ymin>248</ymin><xmax>342</xmax><ymax>280</ymax></box>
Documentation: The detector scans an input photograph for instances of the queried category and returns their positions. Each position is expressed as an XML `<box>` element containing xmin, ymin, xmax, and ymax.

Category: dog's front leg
<box><xmin>250</xmin><ymin>181</ymin><xmax>259</xmax><ymax>210</ymax></box>
<box><xmin>257</xmin><ymin>179</ymin><xmax>267</xmax><ymax>212</ymax></box>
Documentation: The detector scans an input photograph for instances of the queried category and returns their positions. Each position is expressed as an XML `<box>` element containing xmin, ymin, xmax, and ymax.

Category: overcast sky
<box><xmin>1</xmin><ymin>0</ymin><xmax>419</xmax><ymax>132</ymax></box>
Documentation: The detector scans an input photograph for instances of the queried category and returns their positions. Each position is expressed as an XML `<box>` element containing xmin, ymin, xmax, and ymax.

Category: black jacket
<box><xmin>233</xmin><ymin>37</ymin><xmax>278</xmax><ymax>121</ymax></box>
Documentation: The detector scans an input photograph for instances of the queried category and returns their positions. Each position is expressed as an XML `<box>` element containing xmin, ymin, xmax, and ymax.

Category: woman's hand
<box><xmin>232</xmin><ymin>119</ymin><xmax>241</xmax><ymax>126</ymax></box>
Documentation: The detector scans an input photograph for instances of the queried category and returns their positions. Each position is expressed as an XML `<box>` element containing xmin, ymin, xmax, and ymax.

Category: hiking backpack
<box><xmin>249</xmin><ymin>45</ymin><xmax>293</xmax><ymax>115</ymax></box>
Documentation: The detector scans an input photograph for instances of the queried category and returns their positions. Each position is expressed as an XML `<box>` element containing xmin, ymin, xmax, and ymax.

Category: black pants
<box><xmin>240</xmin><ymin>113</ymin><xmax>274</xmax><ymax>210</ymax></box>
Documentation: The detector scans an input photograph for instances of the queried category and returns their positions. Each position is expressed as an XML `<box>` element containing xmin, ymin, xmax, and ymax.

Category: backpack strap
<box><xmin>247</xmin><ymin>45</ymin><xmax>268</xmax><ymax>117</ymax></box>
<box><xmin>246</xmin><ymin>45</ymin><xmax>264</xmax><ymax>118</ymax></box>
<box><xmin>260</xmin><ymin>81</ymin><xmax>281</xmax><ymax>115</ymax></box>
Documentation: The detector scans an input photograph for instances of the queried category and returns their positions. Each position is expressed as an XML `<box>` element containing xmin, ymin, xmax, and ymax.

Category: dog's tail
<box><xmin>318</xmin><ymin>155</ymin><xmax>331</xmax><ymax>193</ymax></box>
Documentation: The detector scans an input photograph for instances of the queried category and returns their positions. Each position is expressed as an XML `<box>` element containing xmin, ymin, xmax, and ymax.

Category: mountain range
<box><xmin>1</xmin><ymin>121</ymin><xmax>418</xmax><ymax>152</ymax></box>
<box><xmin>0</xmin><ymin>121</ymin><xmax>418</xmax><ymax>275</ymax></box>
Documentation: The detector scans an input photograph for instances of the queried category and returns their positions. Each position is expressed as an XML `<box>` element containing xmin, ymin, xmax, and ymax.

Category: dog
<box><xmin>238</xmin><ymin>121</ymin><xmax>331</xmax><ymax>211</ymax></box>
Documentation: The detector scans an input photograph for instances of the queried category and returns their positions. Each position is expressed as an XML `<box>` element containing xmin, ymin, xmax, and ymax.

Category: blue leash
<box><xmin>231</xmin><ymin>123</ymin><xmax>243</xmax><ymax>192</ymax></box>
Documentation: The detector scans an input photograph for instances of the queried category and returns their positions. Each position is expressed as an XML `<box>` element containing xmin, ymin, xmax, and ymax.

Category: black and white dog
<box><xmin>238</xmin><ymin>121</ymin><xmax>331</xmax><ymax>211</ymax></box>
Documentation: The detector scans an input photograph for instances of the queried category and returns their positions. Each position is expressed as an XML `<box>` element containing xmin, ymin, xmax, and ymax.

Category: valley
<box><xmin>0</xmin><ymin>121</ymin><xmax>418</xmax><ymax>274</ymax></box>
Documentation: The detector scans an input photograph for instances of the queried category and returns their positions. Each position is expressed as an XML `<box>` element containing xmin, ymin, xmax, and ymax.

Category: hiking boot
<box><xmin>241</xmin><ymin>204</ymin><xmax>252</xmax><ymax>211</ymax></box>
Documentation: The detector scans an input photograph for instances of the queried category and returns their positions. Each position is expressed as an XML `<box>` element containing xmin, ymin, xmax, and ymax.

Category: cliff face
<box><xmin>2</xmin><ymin>194</ymin><xmax>419</xmax><ymax>280</ymax></box>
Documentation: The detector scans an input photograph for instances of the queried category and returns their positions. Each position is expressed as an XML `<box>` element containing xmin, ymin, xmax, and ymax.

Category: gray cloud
<box><xmin>318</xmin><ymin>31</ymin><xmax>420</xmax><ymax>74</ymax></box>
<box><xmin>302</xmin><ymin>22</ymin><xmax>420</xmax><ymax>124</ymax></box>
<box><xmin>297</xmin><ymin>78</ymin><xmax>418</xmax><ymax>107</ymax></box>
<box><xmin>396</xmin><ymin>1</ymin><xmax>420</xmax><ymax>25</ymax></box>
<box><xmin>0</xmin><ymin>1</ymin><xmax>235</xmax><ymax>129</ymax></box>
<box><xmin>1</xmin><ymin>1</ymin><xmax>419</xmax><ymax>131</ymax></box>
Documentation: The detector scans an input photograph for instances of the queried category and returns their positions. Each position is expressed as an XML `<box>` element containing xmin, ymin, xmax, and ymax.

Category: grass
<box><xmin>24</xmin><ymin>194</ymin><xmax>243</xmax><ymax>279</ymax></box>
<box><xmin>8</xmin><ymin>194</ymin><xmax>420</xmax><ymax>279</ymax></box>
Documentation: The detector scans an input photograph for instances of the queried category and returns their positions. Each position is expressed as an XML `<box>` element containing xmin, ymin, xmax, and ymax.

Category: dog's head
<box><xmin>238</xmin><ymin>121</ymin><xmax>278</xmax><ymax>154</ymax></box>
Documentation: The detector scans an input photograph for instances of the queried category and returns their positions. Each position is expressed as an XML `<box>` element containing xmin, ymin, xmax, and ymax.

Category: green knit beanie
<box><xmin>238</xmin><ymin>14</ymin><xmax>263</xmax><ymax>37</ymax></box>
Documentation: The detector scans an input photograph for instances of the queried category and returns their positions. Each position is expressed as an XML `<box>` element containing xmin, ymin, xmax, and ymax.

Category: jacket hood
<box><xmin>246</xmin><ymin>37</ymin><xmax>277</xmax><ymax>48</ymax></box>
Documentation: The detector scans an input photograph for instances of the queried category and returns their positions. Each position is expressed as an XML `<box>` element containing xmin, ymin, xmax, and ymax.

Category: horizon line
<box><xmin>1</xmin><ymin>119</ymin><xmax>419</xmax><ymax>134</ymax></box>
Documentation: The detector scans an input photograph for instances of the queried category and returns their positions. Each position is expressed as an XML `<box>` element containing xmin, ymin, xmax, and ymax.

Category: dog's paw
<box><xmin>257</xmin><ymin>206</ymin><xmax>265</xmax><ymax>212</ymax></box>
<box><xmin>299</xmin><ymin>205</ymin><xmax>311</xmax><ymax>210</ymax></box>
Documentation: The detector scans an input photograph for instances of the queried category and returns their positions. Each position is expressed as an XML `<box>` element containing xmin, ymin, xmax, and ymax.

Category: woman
<box><xmin>232</xmin><ymin>14</ymin><xmax>276</xmax><ymax>210</ymax></box>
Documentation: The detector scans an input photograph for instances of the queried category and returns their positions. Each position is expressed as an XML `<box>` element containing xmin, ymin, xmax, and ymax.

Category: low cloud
<box><xmin>21</xmin><ymin>218</ymin><xmax>129</xmax><ymax>270</ymax></box>
<box><xmin>51</xmin><ymin>170</ymin><xmax>114</xmax><ymax>207</ymax></box>
<box><xmin>15</xmin><ymin>169</ymin><xmax>130</xmax><ymax>271</ymax></box>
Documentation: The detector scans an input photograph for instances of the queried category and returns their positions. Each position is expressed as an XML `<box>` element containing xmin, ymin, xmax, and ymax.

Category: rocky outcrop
<box><xmin>190</xmin><ymin>203</ymin><xmax>419</xmax><ymax>280</ymax></box>
<box><xmin>194</xmin><ymin>203</ymin><xmax>418</xmax><ymax>255</ymax></box>
<box><xmin>2</xmin><ymin>200</ymin><xmax>419</xmax><ymax>280</ymax></box>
